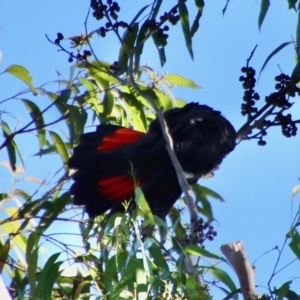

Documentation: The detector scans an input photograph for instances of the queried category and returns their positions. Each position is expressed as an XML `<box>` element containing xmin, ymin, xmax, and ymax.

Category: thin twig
<box><xmin>0</xmin><ymin>90</ymin><xmax>67</xmax><ymax>151</ymax></box>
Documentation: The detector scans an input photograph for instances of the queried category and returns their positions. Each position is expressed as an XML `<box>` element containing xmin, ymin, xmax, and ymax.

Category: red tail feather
<box><xmin>98</xmin><ymin>175</ymin><xmax>141</xmax><ymax>202</ymax></box>
<box><xmin>98</xmin><ymin>128</ymin><xmax>146</xmax><ymax>152</ymax></box>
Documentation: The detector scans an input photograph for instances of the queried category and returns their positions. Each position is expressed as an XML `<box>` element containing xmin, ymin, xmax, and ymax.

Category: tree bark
<box><xmin>221</xmin><ymin>241</ymin><xmax>258</xmax><ymax>300</ymax></box>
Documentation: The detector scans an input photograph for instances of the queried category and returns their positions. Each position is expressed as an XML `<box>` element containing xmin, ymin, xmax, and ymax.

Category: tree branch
<box><xmin>221</xmin><ymin>241</ymin><xmax>258</xmax><ymax>300</ymax></box>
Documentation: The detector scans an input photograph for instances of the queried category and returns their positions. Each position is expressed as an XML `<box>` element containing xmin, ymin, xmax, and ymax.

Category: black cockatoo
<box><xmin>68</xmin><ymin>103</ymin><xmax>236</xmax><ymax>219</ymax></box>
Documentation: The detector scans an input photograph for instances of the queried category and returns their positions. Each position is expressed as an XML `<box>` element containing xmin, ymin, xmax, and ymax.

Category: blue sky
<box><xmin>1</xmin><ymin>0</ymin><xmax>300</xmax><ymax>298</ymax></box>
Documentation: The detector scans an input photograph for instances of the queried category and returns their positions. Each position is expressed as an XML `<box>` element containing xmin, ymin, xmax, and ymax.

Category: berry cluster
<box><xmin>159</xmin><ymin>10</ymin><xmax>180</xmax><ymax>25</ymax></box>
<box><xmin>239</xmin><ymin>64</ymin><xmax>299</xmax><ymax>145</ymax></box>
<box><xmin>265</xmin><ymin>73</ymin><xmax>299</xmax><ymax>108</ymax></box>
<box><xmin>68</xmin><ymin>50</ymin><xmax>92</xmax><ymax>63</ymax></box>
<box><xmin>91</xmin><ymin>0</ymin><xmax>120</xmax><ymax>21</ymax></box>
<box><xmin>54</xmin><ymin>32</ymin><xmax>64</xmax><ymax>45</ymax></box>
<box><xmin>265</xmin><ymin>93</ymin><xmax>292</xmax><ymax>109</ymax></box>
<box><xmin>136</xmin><ymin>10</ymin><xmax>179</xmax><ymax>48</ymax></box>
<box><xmin>275</xmin><ymin>113</ymin><xmax>297</xmax><ymax>138</ymax></box>
<box><xmin>239</xmin><ymin>67</ymin><xmax>260</xmax><ymax>116</ymax></box>
<box><xmin>77</xmin><ymin>50</ymin><xmax>92</xmax><ymax>60</ymax></box>
<box><xmin>274</xmin><ymin>73</ymin><xmax>291</xmax><ymax>90</ymax></box>
<box><xmin>98</xmin><ymin>21</ymin><xmax>128</xmax><ymax>38</ymax></box>
<box><xmin>180</xmin><ymin>218</ymin><xmax>217</xmax><ymax>246</ymax></box>
<box><xmin>109</xmin><ymin>61</ymin><xmax>121</xmax><ymax>74</ymax></box>
<box><xmin>155</xmin><ymin>25</ymin><xmax>169</xmax><ymax>47</ymax></box>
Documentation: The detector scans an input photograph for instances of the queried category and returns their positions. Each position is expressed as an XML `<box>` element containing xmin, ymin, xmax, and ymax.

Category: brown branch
<box><xmin>221</xmin><ymin>241</ymin><xmax>258</xmax><ymax>300</ymax></box>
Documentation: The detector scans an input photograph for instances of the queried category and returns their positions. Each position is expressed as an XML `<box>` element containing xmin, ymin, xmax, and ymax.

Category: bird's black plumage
<box><xmin>69</xmin><ymin>103</ymin><xmax>236</xmax><ymax>219</ymax></box>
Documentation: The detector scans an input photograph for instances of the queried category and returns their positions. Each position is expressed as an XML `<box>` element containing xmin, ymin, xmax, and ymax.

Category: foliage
<box><xmin>0</xmin><ymin>1</ymin><xmax>300</xmax><ymax>299</ymax></box>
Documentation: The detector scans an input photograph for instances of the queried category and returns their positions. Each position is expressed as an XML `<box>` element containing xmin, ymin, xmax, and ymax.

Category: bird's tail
<box><xmin>68</xmin><ymin>124</ymin><xmax>147</xmax><ymax>217</ymax></box>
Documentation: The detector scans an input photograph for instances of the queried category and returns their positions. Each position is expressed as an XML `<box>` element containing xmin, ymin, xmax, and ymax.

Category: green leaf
<box><xmin>158</xmin><ymin>47</ymin><xmax>166</xmax><ymax>67</ymax></box>
<box><xmin>36</xmin><ymin>253</ymin><xmax>61</xmax><ymax>281</ymax></box>
<box><xmin>1</xmin><ymin>121</ymin><xmax>17</xmax><ymax>171</ymax></box>
<box><xmin>122</xmin><ymin>84</ymin><xmax>152</xmax><ymax>110</ymax></box>
<box><xmin>210</xmin><ymin>267</ymin><xmax>238</xmax><ymax>299</ymax></box>
<box><xmin>5</xmin><ymin>65</ymin><xmax>37</xmax><ymax>95</ymax></box>
<box><xmin>103</xmin><ymin>255</ymin><xmax>118</xmax><ymax>292</ymax></box>
<box><xmin>191</xmin><ymin>0</ymin><xmax>204</xmax><ymax>36</ymax></box>
<box><xmin>288</xmin><ymin>0</ymin><xmax>298</xmax><ymax>9</ymax></box>
<box><xmin>276</xmin><ymin>281</ymin><xmax>292</xmax><ymax>300</ymax></box>
<box><xmin>0</xmin><ymin>239</ymin><xmax>10</xmax><ymax>273</ymax></box>
<box><xmin>196</xmin><ymin>185</ymin><xmax>225</xmax><ymax>202</ymax></box>
<box><xmin>118</xmin><ymin>23</ymin><xmax>139</xmax><ymax>74</ymax></box>
<box><xmin>74</xmin><ymin>281</ymin><xmax>91</xmax><ymax>299</ymax></box>
<box><xmin>191</xmin><ymin>184</ymin><xmax>223</xmax><ymax>221</ymax></box>
<box><xmin>184</xmin><ymin>245</ymin><xmax>224</xmax><ymax>260</ymax></box>
<box><xmin>164</xmin><ymin>74</ymin><xmax>200</xmax><ymax>89</ymax></box>
<box><xmin>151</xmin><ymin>33</ymin><xmax>167</xmax><ymax>66</ymax></box>
<box><xmin>113</xmin><ymin>257</ymin><xmax>136</xmax><ymax>296</ymax></box>
<box><xmin>134</xmin><ymin>82</ymin><xmax>173</xmax><ymax>111</ymax></box>
<box><xmin>135</xmin><ymin>188</ymin><xmax>154</xmax><ymax>224</ymax></box>
<box><xmin>291</xmin><ymin>61</ymin><xmax>300</xmax><ymax>81</ymax></box>
<box><xmin>288</xmin><ymin>228</ymin><xmax>300</xmax><ymax>260</ymax></box>
<box><xmin>91</xmin><ymin>71</ymin><xmax>110</xmax><ymax>91</ymax></box>
<box><xmin>169</xmin><ymin>206</ymin><xmax>186</xmax><ymax>238</ymax></box>
<box><xmin>49</xmin><ymin>131</ymin><xmax>69</xmax><ymax>171</ymax></box>
<box><xmin>68</xmin><ymin>105</ymin><xmax>88</xmax><ymax>145</ymax></box>
<box><xmin>33</xmin><ymin>143</ymin><xmax>71</xmax><ymax>156</ymax></box>
<box><xmin>78</xmin><ymin>77</ymin><xmax>98</xmax><ymax>99</ymax></box>
<box><xmin>148</xmin><ymin>242</ymin><xmax>169</xmax><ymax>271</ymax></box>
<box><xmin>259</xmin><ymin>41</ymin><xmax>293</xmax><ymax>76</ymax></box>
<box><xmin>86</xmin><ymin>97</ymin><xmax>103</xmax><ymax>116</ymax></box>
<box><xmin>149</xmin><ymin>0</ymin><xmax>162</xmax><ymax>20</ymax></box>
<box><xmin>258</xmin><ymin>0</ymin><xmax>270</xmax><ymax>32</ymax></box>
<box><xmin>13</xmin><ymin>189</ymin><xmax>31</xmax><ymax>201</ymax></box>
<box><xmin>152</xmin><ymin>89</ymin><xmax>173</xmax><ymax>110</ymax></box>
<box><xmin>104</xmin><ymin>213</ymin><xmax>126</xmax><ymax>236</ymax></box>
<box><xmin>68</xmin><ymin>62</ymin><xmax>77</xmax><ymax>88</ymax></box>
<box><xmin>280</xmin><ymin>289</ymin><xmax>299</xmax><ymax>300</ymax></box>
<box><xmin>136</xmin><ymin>265</ymin><xmax>147</xmax><ymax>300</ymax></box>
<box><xmin>191</xmin><ymin>10</ymin><xmax>202</xmax><ymax>37</ymax></box>
<box><xmin>0</xmin><ymin>193</ymin><xmax>8</xmax><ymax>201</ymax></box>
<box><xmin>89</xmin><ymin>68</ymin><xmax>119</xmax><ymax>85</ymax></box>
<box><xmin>47</xmin><ymin>89</ymin><xmax>71</xmax><ymax>115</ymax></box>
<box><xmin>176</xmin><ymin>99</ymin><xmax>187</xmax><ymax>107</ymax></box>
<box><xmin>36</xmin><ymin>253</ymin><xmax>62</xmax><ymax>300</ymax></box>
<box><xmin>26</xmin><ymin>232</ymin><xmax>39</xmax><ymax>298</ymax></box>
<box><xmin>103</xmin><ymin>92</ymin><xmax>115</xmax><ymax>116</ymax></box>
<box><xmin>179</xmin><ymin>2</ymin><xmax>194</xmax><ymax>60</ymax></box>
<box><xmin>22</xmin><ymin>100</ymin><xmax>46</xmax><ymax>149</ymax></box>
<box><xmin>272</xmin><ymin>280</ymin><xmax>300</xmax><ymax>300</ymax></box>
<box><xmin>121</xmin><ymin>92</ymin><xmax>147</xmax><ymax>131</ymax></box>
<box><xmin>134</xmin><ymin>21</ymin><xmax>150</xmax><ymax>72</ymax></box>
